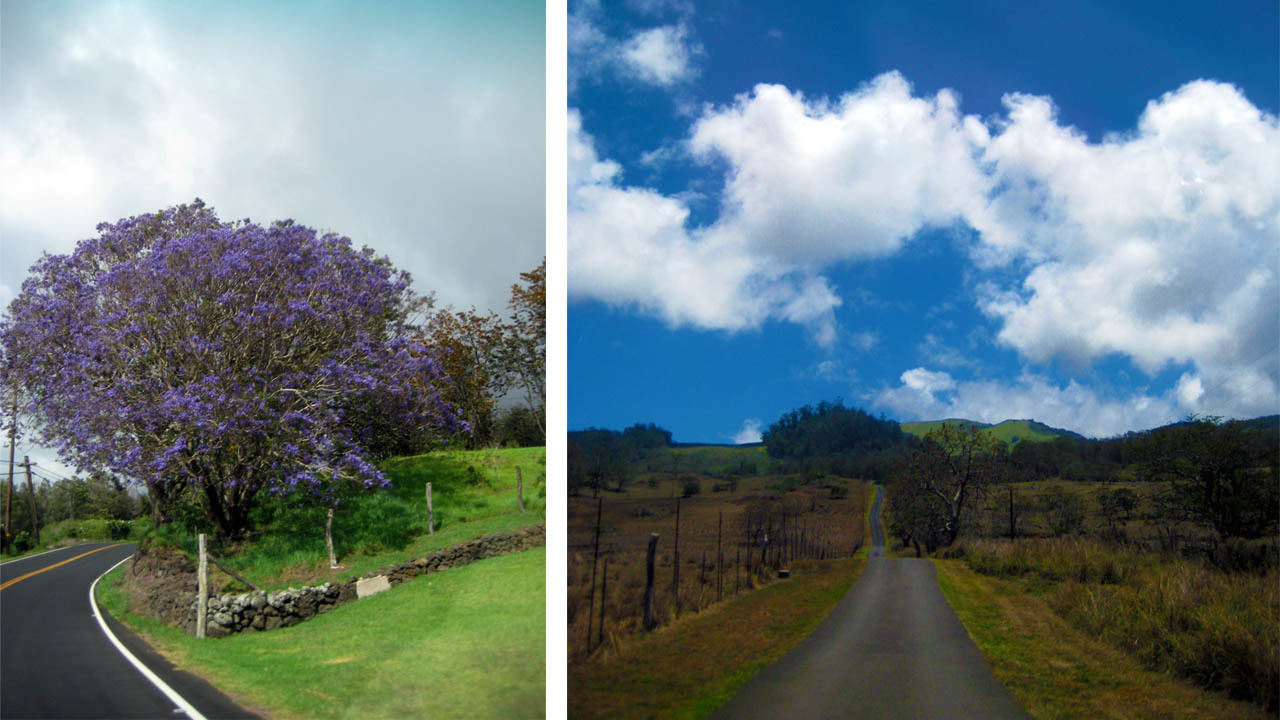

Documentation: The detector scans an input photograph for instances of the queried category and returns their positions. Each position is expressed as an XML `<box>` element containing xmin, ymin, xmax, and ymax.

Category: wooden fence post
<box><xmin>717</xmin><ymin>510</ymin><xmax>723</xmax><ymax>602</ymax></box>
<box><xmin>672</xmin><ymin>497</ymin><xmax>681</xmax><ymax>614</ymax></box>
<box><xmin>516</xmin><ymin>466</ymin><xmax>525</xmax><ymax>512</ymax></box>
<box><xmin>598</xmin><ymin>558</ymin><xmax>608</xmax><ymax>648</ymax></box>
<box><xmin>588</xmin><ymin>497</ymin><xmax>602</xmax><ymax>651</ymax></box>
<box><xmin>197</xmin><ymin>533</ymin><xmax>207</xmax><ymax>639</ymax></box>
<box><xmin>426</xmin><ymin>482</ymin><xmax>434</xmax><ymax>534</ymax></box>
<box><xmin>735</xmin><ymin>547</ymin><xmax>740</xmax><ymax>593</ymax></box>
<box><xmin>643</xmin><ymin>533</ymin><xmax>659</xmax><ymax>630</ymax></box>
<box><xmin>325</xmin><ymin>506</ymin><xmax>338</xmax><ymax>568</ymax></box>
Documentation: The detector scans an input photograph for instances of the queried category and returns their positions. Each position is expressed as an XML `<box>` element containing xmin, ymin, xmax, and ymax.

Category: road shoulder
<box><xmin>933</xmin><ymin>559</ymin><xmax>1271</xmax><ymax>720</ymax></box>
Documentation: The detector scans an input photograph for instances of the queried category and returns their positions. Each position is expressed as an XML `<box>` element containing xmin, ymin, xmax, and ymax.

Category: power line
<box><xmin>1196</xmin><ymin>340</ymin><xmax>1280</xmax><ymax>408</ymax></box>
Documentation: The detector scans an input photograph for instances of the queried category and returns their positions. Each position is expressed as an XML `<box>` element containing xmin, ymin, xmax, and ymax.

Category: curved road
<box><xmin>712</xmin><ymin>486</ymin><xmax>1029</xmax><ymax>720</ymax></box>
<box><xmin>1</xmin><ymin>542</ymin><xmax>256</xmax><ymax>719</ymax></box>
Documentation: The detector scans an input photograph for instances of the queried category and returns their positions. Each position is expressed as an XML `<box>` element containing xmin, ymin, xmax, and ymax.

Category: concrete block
<box><xmin>356</xmin><ymin>574</ymin><xmax>391</xmax><ymax>598</ymax></box>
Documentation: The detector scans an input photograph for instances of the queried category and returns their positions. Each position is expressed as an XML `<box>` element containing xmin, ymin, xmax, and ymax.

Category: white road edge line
<box><xmin>90</xmin><ymin>553</ymin><xmax>209</xmax><ymax>720</ymax></box>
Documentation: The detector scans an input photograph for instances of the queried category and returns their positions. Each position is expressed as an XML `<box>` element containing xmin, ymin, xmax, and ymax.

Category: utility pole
<box><xmin>22</xmin><ymin>456</ymin><xmax>38</xmax><ymax>544</ymax></box>
<box><xmin>5</xmin><ymin>393</ymin><xmax>15</xmax><ymax>552</ymax></box>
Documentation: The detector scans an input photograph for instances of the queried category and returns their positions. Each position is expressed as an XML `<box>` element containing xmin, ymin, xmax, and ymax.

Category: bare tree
<box><xmin>890</xmin><ymin>424</ymin><xmax>1005</xmax><ymax>549</ymax></box>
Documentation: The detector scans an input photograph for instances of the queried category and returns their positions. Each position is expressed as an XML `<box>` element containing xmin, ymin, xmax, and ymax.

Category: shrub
<box><xmin>682</xmin><ymin>479</ymin><xmax>701</xmax><ymax>498</ymax></box>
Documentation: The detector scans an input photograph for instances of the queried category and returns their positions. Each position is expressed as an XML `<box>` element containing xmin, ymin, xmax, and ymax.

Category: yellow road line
<box><xmin>0</xmin><ymin>543</ymin><xmax>127</xmax><ymax>591</ymax></box>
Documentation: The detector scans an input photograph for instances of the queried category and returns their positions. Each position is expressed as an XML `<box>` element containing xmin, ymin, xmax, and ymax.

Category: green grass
<box><xmin>901</xmin><ymin>419</ymin><xmax>1067</xmax><ymax>445</ymax></box>
<box><xmin>98</xmin><ymin>546</ymin><xmax>546</xmax><ymax>720</ymax></box>
<box><xmin>2</xmin><ymin>517</ymin><xmax>148</xmax><ymax>561</ymax></box>
<box><xmin>151</xmin><ymin>447</ymin><xmax>546</xmax><ymax>591</ymax></box>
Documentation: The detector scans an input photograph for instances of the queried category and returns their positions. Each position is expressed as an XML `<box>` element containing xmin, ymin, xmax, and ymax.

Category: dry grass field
<box><xmin>568</xmin><ymin>471</ymin><xmax>870</xmax><ymax>663</ymax></box>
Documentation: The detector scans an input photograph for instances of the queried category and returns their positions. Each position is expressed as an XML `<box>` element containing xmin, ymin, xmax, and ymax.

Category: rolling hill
<box><xmin>900</xmin><ymin>418</ymin><xmax>1084</xmax><ymax>445</ymax></box>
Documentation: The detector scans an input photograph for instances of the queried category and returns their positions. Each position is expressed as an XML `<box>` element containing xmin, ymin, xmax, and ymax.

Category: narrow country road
<box><xmin>711</xmin><ymin>486</ymin><xmax>1029</xmax><ymax>720</ymax></box>
<box><xmin>1</xmin><ymin>542</ymin><xmax>256</xmax><ymax>719</ymax></box>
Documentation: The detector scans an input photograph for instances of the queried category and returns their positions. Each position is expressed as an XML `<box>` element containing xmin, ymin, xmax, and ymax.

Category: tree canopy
<box><xmin>1</xmin><ymin>200</ymin><xmax>463</xmax><ymax>539</ymax></box>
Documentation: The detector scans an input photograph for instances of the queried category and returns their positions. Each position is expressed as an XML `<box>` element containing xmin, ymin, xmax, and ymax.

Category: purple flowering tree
<box><xmin>1</xmin><ymin>200</ymin><xmax>464</xmax><ymax>539</ymax></box>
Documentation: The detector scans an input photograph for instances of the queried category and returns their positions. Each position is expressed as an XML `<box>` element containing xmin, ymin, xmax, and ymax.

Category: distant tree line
<box><xmin>762</xmin><ymin>400</ymin><xmax>906</xmax><ymax>482</ymax></box>
<box><xmin>567</xmin><ymin>424</ymin><xmax>672</xmax><ymax>496</ymax></box>
<box><xmin>887</xmin><ymin>416</ymin><xmax>1279</xmax><ymax>553</ymax></box>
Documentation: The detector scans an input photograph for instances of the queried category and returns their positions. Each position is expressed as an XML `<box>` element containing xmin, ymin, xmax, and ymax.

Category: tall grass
<box><xmin>944</xmin><ymin>537</ymin><xmax>1279</xmax><ymax>711</ymax></box>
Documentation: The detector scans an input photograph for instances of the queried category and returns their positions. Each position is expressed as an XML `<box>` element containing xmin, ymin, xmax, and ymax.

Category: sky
<box><xmin>0</xmin><ymin>0</ymin><xmax>545</xmax><ymax>480</ymax></box>
<box><xmin>567</xmin><ymin>0</ymin><xmax>1280</xmax><ymax>442</ymax></box>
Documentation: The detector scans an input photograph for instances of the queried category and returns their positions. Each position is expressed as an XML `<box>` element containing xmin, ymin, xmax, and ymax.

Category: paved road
<box><xmin>1</xmin><ymin>542</ymin><xmax>257</xmax><ymax>719</ymax></box>
<box><xmin>712</xmin><ymin>486</ymin><xmax>1029</xmax><ymax>720</ymax></box>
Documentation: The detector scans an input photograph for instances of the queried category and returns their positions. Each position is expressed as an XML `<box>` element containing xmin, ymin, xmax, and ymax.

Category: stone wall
<box><xmin>186</xmin><ymin>523</ymin><xmax>545</xmax><ymax>637</ymax></box>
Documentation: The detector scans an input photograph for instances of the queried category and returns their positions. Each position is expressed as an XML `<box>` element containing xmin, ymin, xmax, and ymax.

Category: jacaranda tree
<box><xmin>1</xmin><ymin>200</ymin><xmax>464</xmax><ymax>539</ymax></box>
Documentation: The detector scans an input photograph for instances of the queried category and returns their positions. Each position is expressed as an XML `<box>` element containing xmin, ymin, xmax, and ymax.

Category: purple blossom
<box><xmin>1</xmin><ymin>200</ymin><xmax>463</xmax><ymax>538</ymax></box>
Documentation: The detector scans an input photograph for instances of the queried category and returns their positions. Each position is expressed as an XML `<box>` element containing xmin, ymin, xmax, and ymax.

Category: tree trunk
<box><xmin>326</xmin><ymin>506</ymin><xmax>338</xmax><ymax>568</ymax></box>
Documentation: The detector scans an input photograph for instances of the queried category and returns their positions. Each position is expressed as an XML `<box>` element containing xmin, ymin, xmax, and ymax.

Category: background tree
<box><xmin>497</xmin><ymin>259</ymin><xmax>545</xmax><ymax>437</ymax></box>
<box><xmin>1135</xmin><ymin>416</ymin><xmax>1279</xmax><ymax>539</ymax></box>
<box><xmin>888</xmin><ymin>423</ymin><xmax>1004</xmax><ymax>548</ymax></box>
<box><xmin>425</xmin><ymin>308</ymin><xmax>504</xmax><ymax>448</ymax></box>
<box><xmin>1</xmin><ymin>200</ymin><xmax>463</xmax><ymax>540</ymax></box>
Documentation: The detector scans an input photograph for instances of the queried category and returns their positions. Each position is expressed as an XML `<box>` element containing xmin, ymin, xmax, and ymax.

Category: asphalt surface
<box><xmin>711</xmin><ymin>486</ymin><xmax>1030</xmax><ymax>720</ymax></box>
<box><xmin>1</xmin><ymin>542</ymin><xmax>257</xmax><ymax>719</ymax></box>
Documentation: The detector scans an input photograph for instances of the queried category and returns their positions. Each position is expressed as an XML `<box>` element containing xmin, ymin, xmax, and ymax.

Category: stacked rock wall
<box><xmin>186</xmin><ymin>523</ymin><xmax>544</xmax><ymax>637</ymax></box>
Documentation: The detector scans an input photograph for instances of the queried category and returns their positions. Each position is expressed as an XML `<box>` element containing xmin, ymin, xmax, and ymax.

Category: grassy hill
<box><xmin>99</xmin><ymin>445</ymin><xmax>546</xmax><ymax>719</ymax></box>
<box><xmin>901</xmin><ymin>418</ymin><xmax>1082</xmax><ymax>445</ymax></box>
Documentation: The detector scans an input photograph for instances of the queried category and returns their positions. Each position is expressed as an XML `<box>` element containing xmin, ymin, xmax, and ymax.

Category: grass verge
<box><xmin>152</xmin><ymin>447</ymin><xmax>546</xmax><ymax>591</ymax></box>
<box><xmin>98</xmin><ymin>546</ymin><xmax>545</xmax><ymax>720</ymax></box>
<box><xmin>568</xmin><ymin>555</ymin><xmax>864</xmax><ymax>720</ymax></box>
<box><xmin>934</xmin><ymin>558</ymin><xmax>1271</xmax><ymax>720</ymax></box>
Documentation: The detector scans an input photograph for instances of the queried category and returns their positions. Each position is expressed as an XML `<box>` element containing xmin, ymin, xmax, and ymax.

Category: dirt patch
<box><xmin>123</xmin><ymin>544</ymin><xmax>230</xmax><ymax>630</ymax></box>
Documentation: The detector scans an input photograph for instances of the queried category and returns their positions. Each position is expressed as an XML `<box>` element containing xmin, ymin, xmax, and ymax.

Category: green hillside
<box><xmin>901</xmin><ymin>419</ymin><xmax>1080</xmax><ymax>446</ymax></box>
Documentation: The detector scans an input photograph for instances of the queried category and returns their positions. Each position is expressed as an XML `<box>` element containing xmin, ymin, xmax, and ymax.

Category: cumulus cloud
<box><xmin>973</xmin><ymin>80</ymin><xmax>1280</xmax><ymax>417</ymax></box>
<box><xmin>689</xmin><ymin>74</ymin><xmax>991</xmax><ymax>267</ymax></box>
<box><xmin>568</xmin><ymin>109</ymin><xmax>842</xmax><ymax>345</ymax></box>
<box><xmin>731</xmin><ymin>418</ymin><xmax>763</xmax><ymax>444</ymax></box>
<box><xmin>571</xmin><ymin>71</ymin><xmax>1279</xmax><ymax>418</ymax></box>
<box><xmin>569</xmin><ymin>73</ymin><xmax>994</xmax><ymax>346</ymax></box>
<box><xmin>874</xmin><ymin>368</ymin><xmax>1184</xmax><ymax>437</ymax></box>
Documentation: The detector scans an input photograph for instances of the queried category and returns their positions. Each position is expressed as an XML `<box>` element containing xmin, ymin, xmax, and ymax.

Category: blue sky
<box><xmin>567</xmin><ymin>0</ymin><xmax>1279</xmax><ymax>441</ymax></box>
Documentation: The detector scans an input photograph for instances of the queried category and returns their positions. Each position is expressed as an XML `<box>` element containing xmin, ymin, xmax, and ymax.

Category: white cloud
<box><xmin>689</xmin><ymin>74</ymin><xmax>990</xmax><ymax>267</ymax></box>
<box><xmin>874</xmin><ymin>369</ymin><xmax>1184</xmax><ymax>437</ymax></box>
<box><xmin>569</xmin><ymin>2</ymin><xmax>700</xmax><ymax>89</ymax></box>
<box><xmin>0</xmin><ymin>2</ymin><xmax>544</xmax><ymax>315</ymax></box>
<box><xmin>731</xmin><ymin>418</ymin><xmax>763</xmax><ymax>444</ymax></box>
<box><xmin>570</xmin><ymin>72</ymin><xmax>1279</xmax><ymax>419</ymax></box>
<box><xmin>619</xmin><ymin>25</ymin><xmax>698</xmax><ymax>86</ymax></box>
<box><xmin>900</xmin><ymin>367</ymin><xmax>957</xmax><ymax>394</ymax></box>
<box><xmin>973</xmin><ymin>80</ymin><xmax>1280</xmax><ymax>417</ymax></box>
<box><xmin>568</xmin><ymin>73</ymin><xmax>991</xmax><ymax>346</ymax></box>
<box><xmin>568</xmin><ymin>109</ymin><xmax>841</xmax><ymax>345</ymax></box>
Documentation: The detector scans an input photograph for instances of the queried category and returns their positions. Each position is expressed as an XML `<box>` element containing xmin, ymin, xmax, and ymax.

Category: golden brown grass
<box><xmin>938</xmin><ymin>535</ymin><xmax>1279</xmax><ymax>717</ymax></box>
<box><xmin>935</xmin><ymin>559</ymin><xmax>1272</xmax><ymax>720</ymax></box>
<box><xmin>568</xmin><ymin>555</ymin><xmax>865</xmax><ymax>720</ymax></box>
